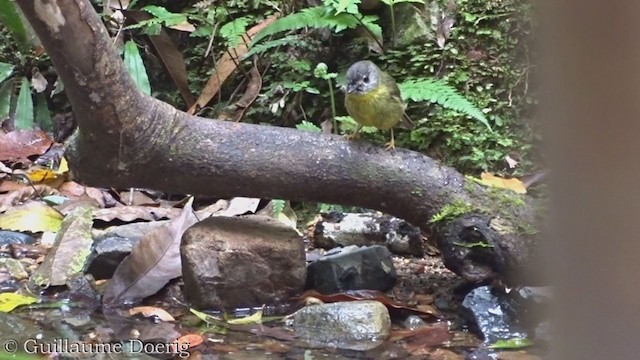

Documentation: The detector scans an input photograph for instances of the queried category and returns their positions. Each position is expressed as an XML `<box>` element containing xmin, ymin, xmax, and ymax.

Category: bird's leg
<box><xmin>345</xmin><ymin>124</ymin><xmax>363</xmax><ymax>140</ymax></box>
<box><xmin>385</xmin><ymin>128</ymin><xmax>396</xmax><ymax>150</ymax></box>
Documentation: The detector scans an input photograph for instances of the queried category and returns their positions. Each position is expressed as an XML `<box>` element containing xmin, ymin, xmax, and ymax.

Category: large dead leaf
<box><xmin>0</xmin><ymin>185</ymin><xmax>60</xmax><ymax>212</ymax></box>
<box><xmin>187</xmin><ymin>15</ymin><xmax>278</xmax><ymax>115</ymax></box>
<box><xmin>218</xmin><ymin>58</ymin><xmax>262</xmax><ymax>122</ymax></box>
<box><xmin>31</xmin><ymin>205</ymin><xmax>94</xmax><ymax>286</ymax></box>
<box><xmin>0</xmin><ymin>130</ymin><xmax>53</xmax><ymax>163</ymax></box>
<box><xmin>390</xmin><ymin>323</ymin><xmax>453</xmax><ymax>354</ymax></box>
<box><xmin>92</xmin><ymin>206</ymin><xmax>180</xmax><ymax>222</ymax></box>
<box><xmin>102</xmin><ymin>198</ymin><xmax>198</xmax><ymax>304</ymax></box>
<box><xmin>0</xmin><ymin>201</ymin><xmax>63</xmax><ymax>232</ymax></box>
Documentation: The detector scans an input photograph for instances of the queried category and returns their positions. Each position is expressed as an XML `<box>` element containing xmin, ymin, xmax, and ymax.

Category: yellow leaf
<box><xmin>478</xmin><ymin>173</ymin><xmax>527</xmax><ymax>194</ymax></box>
<box><xmin>0</xmin><ymin>292</ymin><xmax>38</xmax><ymax>312</ymax></box>
<box><xmin>26</xmin><ymin>167</ymin><xmax>59</xmax><ymax>183</ymax></box>
<box><xmin>227</xmin><ymin>309</ymin><xmax>263</xmax><ymax>325</ymax></box>
<box><xmin>55</xmin><ymin>157</ymin><xmax>69</xmax><ymax>174</ymax></box>
<box><xmin>0</xmin><ymin>202</ymin><xmax>63</xmax><ymax>232</ymax></box>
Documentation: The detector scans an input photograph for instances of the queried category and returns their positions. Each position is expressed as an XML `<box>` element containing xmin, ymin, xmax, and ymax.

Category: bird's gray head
<box><xmin>346</xmin><ymin>60</ymin><xmax>380</xmax><ymax>94</ymax></box>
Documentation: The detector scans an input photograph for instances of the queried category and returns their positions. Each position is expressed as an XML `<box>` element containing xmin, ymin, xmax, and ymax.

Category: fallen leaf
<box><xmin>31</xmin><ymin>205</ymin><xmax>93</xmax><ymax>286</ymax></box>
<box><xmin>478</xmin><ymin>173</ymin><xmax>527</xmax><ymax>194</ymax></box>
<box><xmin>220</xmin><ymin>197</ymin><xmax>260</xmax><ymax>216</ymax></box>
<box><xmin>0</xmin><ymin>292</ymin><xmax>38</xmax><ymax>312</ymax></box>
<box><xmin>0</xmin><ymin>130</ymin><xmax>53</xmax><ymax>163</ymax></box>
<box><xmin>390</xmin><ymin>323</ymin><xmax>453</xmax><ymax>353</ymax></box>
<box><xmin>92</xmin><ymin>206</ymin><xmax>180</xmax><ymax>222</ymax></box>
<box><xmin>489</xmin><ymin>338</ymin><xmax>534</xmax><ymax>349</ymax></box>
<box><xmin>173</xmin><ymin>333</ymin><xmax>204</xmax><ymax>350</ymax></box>
<box><xmin>187</xmin><ymin>15</ymin><xmax>278</xmax><ymax>114</ymax></box>
<box><xmin>129</xmin><ymin>306</ymin><xmax>176</xmax><ymax>321</ymax></box>
<box><xmin>0</xmin><ymin>201</ymin><xmax>63</xmax><ymax>232</ymax></box>
<box><xmin>102</xmin><ymin>198</ymin><xmax>198</xmax><ymax>304</ymax></box>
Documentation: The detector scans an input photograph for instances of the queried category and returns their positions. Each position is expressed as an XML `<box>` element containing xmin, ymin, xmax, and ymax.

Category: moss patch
<box><xmin>430</xmin><ymin>200</ymin><xmax>476</xmax><ymax>224</ymax></box>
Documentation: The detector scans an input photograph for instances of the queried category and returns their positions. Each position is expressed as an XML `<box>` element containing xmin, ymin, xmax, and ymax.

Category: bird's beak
<box><xmin>347</xmin><ymin>84</ymin><xmax>355</xmax><ymax>94</ymax></box>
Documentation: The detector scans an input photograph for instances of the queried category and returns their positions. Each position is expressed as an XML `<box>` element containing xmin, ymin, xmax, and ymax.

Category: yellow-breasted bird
<box><xmin>344</xmin><ymin>60</ymin><xmax>412</xmax><ymax>150</ymax></box>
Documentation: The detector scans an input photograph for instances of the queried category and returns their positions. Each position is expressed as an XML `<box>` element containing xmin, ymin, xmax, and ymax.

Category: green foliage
<box><xmin>399</xmin><ymin>78</ymin><xmax>491</xmax><ymax>131</ymax></box>
<box><xmin>335</xmin><ymin>116</ymin><xmax>378</xmax><ymax>134</ymax></box>
<box><xmin>243</xmin><ymin>35</ymin><xmax>300</xmax><ymax>60</ymax></box>
<box><xmin>271</xmin><ymin>199</ymin><xmax>286</xmax><ymax>217</ymax></box>
<box><xmin>219</xmin><ymin>16</ymin><xmax>250</xmax><ymax>47</ymax></box>
<box><xmin>123</xmin><ymin>41</ymin><xmax>151</xmax><ymax>96</ymax></box>
<box><xmin>128</xmin><ymin>5</ymin><xmax>190</xmax><ymax>34</ymax></box>
<box><xmin>430</xmin><ymin>200</ymin><xmax>475</xmax><ymax>223</ymax></box>
<box><xmin>14</xmin><ymin>77</ymin><xmax>33</xmax><ymax>130</ymax></box>
<box><xmin>250</xmin><ymin>5</ymin><xmax>380</xmax><ymax>46</ymax></box>
<box><xmin>0</xmin><ymin>0</ymin><xmax>30</xmax><ymax>51</ymax></box>
<box><xmin>296</xmin><ymin>121</ymin><xmax>322</xmax><ymax>133</ymax></box>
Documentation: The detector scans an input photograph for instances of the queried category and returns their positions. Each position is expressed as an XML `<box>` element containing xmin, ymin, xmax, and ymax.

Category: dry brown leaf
<box><xmin>0</xmin><ymin>130</ymin><xmax>53</xmax><ymax>163</ymax></box>
<box><xmin>479</xmin><ymin>173</ymin><xmax>527</xmax><ymax>194</ymax></box>
<box><xmin>0</xmin><ymin>185</ymin><xmax>60</xmax><ymax>212</ymax></box>
<box><xmin>129</xmin><ymin>306</ymin><xmax>176</xmax><ymax>321</ymax></box>
<box><xmin>187</xmin><ymin>15</ymin><xmax>278</xmax><ymax>114</ymax></box>
<box><xmin>92</xmin><ymin>206</ymin><xmax>180</xmax><ymax>222</ymax></box>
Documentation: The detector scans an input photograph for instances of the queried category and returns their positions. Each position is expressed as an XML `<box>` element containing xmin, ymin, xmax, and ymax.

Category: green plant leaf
<box><xmin>251</xmin><ymin>6</ymin><xmax>363</xmax><ymax>46</ymax></box>
<box><xmin>488</xmin><ymin>337</ymin><xmax>534</xmax><ymax>349</ymax></box>
<box><xmin>0</xmin><ymin>80</ymin><xmax>12</xmax><ymax>122</ymax></box>
<box><xmin>14</xmin><ymin>77</ymin><xmax>33</xmax><ymax>130</ymax></box>
<box><xmin>271</xmin><ymin>199</ymin><xmax>285</xmax><ymax>217</ymax></box>
<box><xmin>328</xmin><ymin>0</ymin><xmax>361</xmax><ymax>14</ymax></box>
<box><xmin>296</xmin><ymin>121</ymin><xmax>322</xmax><ymax>133</ymax></box>
<box><xmin>0</xmin><ymin>0</ymin><xmax>30</xmax><ymax>51</ymax></box>
<box><xmin>243</xmin><ymin>35</ymin><xmax>300</xmax><ymax>60</ymax></box>
<box><xmin>35</xmin><ymin>94</ymin><xmax>52</xmax><ymax>132</ymax></box>
<box><xmin>380</xmin><ymin>0</ymin><xmax>424</xmax><ymax>4</ymax></box>
<box><xmin>123</xmin><ymin>40</ymin><xmax>151</xmax><ymax>95</ymax></box>
<box><xmin>335</xmin><ymin>116</ymin><xmax>378</xmax><ymax>133</ymax></box>
<box><xmin>399</xmin><ymin>78</ymin><xmax>492</xmax><ymax>131</ymax></box>
<box><xmin>142</xmin><ymin>5</ymin><xmax>188</xmax><ymax>27</ymax></box>
<box><xmin>0</xmin><ymin>292</ymin><xmax>38</xmax><ymax>312</ymax></box>
<box><xmin>0</xmin><ymin>62</ymin><xmax>14</xmax><ymax>84</ymax></box>
<box><xmin>220</xmin><ymin>17</ymin><xmax>250</xmax><ymax>47</ymax></box>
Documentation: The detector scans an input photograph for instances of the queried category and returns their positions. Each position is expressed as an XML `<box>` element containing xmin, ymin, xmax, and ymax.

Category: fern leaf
<box><xmin>272</xmin><ymin>199</ymin><xmax>286</xmax><ymax>217</ymax></box>
<box><xmin>242</xmin><ymin>35</ymin><xmax>300</xmax><ymax>60</ymax></box>
<box><xmin>220</xmin><ymin>17</ymin><xmax>251</xmax><ymax>47</ymax></box>
<box><xmin>399</xmin><ymin>79</ymin><xmax>492</xmax><ymax>131</ymax></box>
<box><xmin>296</xmin><ymin>120</ymin><xmax>322</xmax><ymax>132</ymax></box>
<box><xmin>251</xmin><ymin>6</ymin><xmax>360</xmax><ymax>46</ymax></box>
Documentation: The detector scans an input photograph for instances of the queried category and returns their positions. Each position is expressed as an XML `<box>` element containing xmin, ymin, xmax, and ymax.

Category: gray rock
<box><xmin>462</xmin><ymin>286</ymin><xmax>528</xmax><ymax>343</ymax></box>
<box><xmin>181</xmin><ymin>215</ymin><xmax>306</xmax><ymax>310</ymax></box>
<box><xmin>306</xmin><ymin>245</ymin><xmax>397</xmax><ymax>294</ymax></box>
<box><xmin>86</xmin><ymin>222</ymin><xmax>166</xmax><ymax>279</ymax></box>
<box><xmin>292</xmin><ymin>300</ymin><xmax>390</xmax><ymax>351</ymax></box>
<box><xmin>314</xmin><ymin>213</ymin><xmax>423</xmax><ymax>257</ymax></box>
<box><xmin>0</xmin><ymin>231</ymin><xmax>36</xmax><ymax>246</ymax></box>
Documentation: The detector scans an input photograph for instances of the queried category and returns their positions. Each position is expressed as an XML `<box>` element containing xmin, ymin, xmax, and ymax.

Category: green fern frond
<box><xmin>242</xmin><ymin>35</ymin><xmax>300</xmax><ymax>60</ymax></box>
<box><xmin>251</xmin><ymin>6</ymin><xmax>361</xmax><ymax>46</ymax></box>
<box><xmin>399</xmin><ymin>79</ymin><xmax>492</xmax><ymax>131</ymax></box>
<box><xmin>220</xmin><ymin>17</ymin><xmax>250</xmax><ymax>47</ymax></box>
<box><xmin>272</xmin><ymin>199</ymin><xmax>286</xmax><ymax>217</ymax></box>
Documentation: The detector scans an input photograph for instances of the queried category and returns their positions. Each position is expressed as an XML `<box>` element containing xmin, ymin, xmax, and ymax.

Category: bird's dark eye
<box><xmin>363</xmin><ymin>75</ymin><xmax>369</xmax><ymax>83</ymax></box>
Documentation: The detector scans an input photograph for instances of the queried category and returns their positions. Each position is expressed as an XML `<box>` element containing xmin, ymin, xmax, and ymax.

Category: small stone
<box><xmin>181</xmin><ymin>215</ymin><xmax>306</xmax><ymax>310</ymax></box>
<box><xmin>292</xmin><ymin>300</ymin><xmax>390</xmax><ymax>351</ymax></box>
<box><xmin>85</xmin><ymin>236</ymin><xmax>137</xmax><ymax>280</ymax></box>
<box><xmin>306</xmin><ymin>245</ymin><xmax>397</xmax><ymax>294</ymax></box>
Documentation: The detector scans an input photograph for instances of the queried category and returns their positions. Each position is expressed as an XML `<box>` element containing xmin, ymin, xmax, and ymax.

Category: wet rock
<box><xmin>66</xmin><ymin>273</ymin><xmax>100</xmax><ymax>310</ymax></box>
<box><xmin>402</xmin><ymin>314</ymin><xmax>428</xmax><ymax>330</ymax></box>
<box><xmin>306</xmin><ymin>245</ymin><xmax>396</xmax><ymax>294</ymax></box>
<box><xmin>0</xmin><ymin>230</ymin><xmax>36</xmax><ymax>246</ymax></box>
<box><xmin>462</xmin><ymin>286</ymin><xmax>528</xmax><ymax>343</ymax></box>
<box><xmin>0</xmin><ymin>258</ymin><xmax>28</xmax><ymax>280</ymax></box>
<box><xmin>86</xmin><ymin>222</ymin><xmax>166</xmax><ymax>279</ymax></box>
<box><xmin>85</xmin><ymin>236</ymin><xmax>137</xmax><ymax>279</ymax></box>
<box><xmin>314</xmin><ymin>213</ymin><xmax>423</xmax><ymax>257</ymax></box>
<box><xmin>181</xmin><ymin>215</ymin><xmax>306</xmax><ymax>310</ymax></box>
<box><xmin>392</xmin><ymin>3</ymin><xmax>432</xmax><ymax>47</ymax></box>
<box><xmin>292</xmin><ymin>300</ymin><xmax>390</xmax><ymax>351</ymax></box>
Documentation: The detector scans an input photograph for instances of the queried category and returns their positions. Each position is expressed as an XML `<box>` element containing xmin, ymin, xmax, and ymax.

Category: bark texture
<box><xmin>16</xmin><ymin>0</ymin><xmax>542</xmax><ymax>285</ymax></box>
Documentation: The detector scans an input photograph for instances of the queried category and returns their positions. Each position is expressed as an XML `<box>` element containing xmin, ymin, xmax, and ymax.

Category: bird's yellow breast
<box><xmin>345</xmin><ymin>85</ymin><xmax>404</xmax><ymax>130</ymax></box>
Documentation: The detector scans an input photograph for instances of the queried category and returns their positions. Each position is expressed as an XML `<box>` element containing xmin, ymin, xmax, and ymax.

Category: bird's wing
<box><xmin>381</xmin><ymin>71</ymin><xmax>415</xmax><ymax>129</ymax></box>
